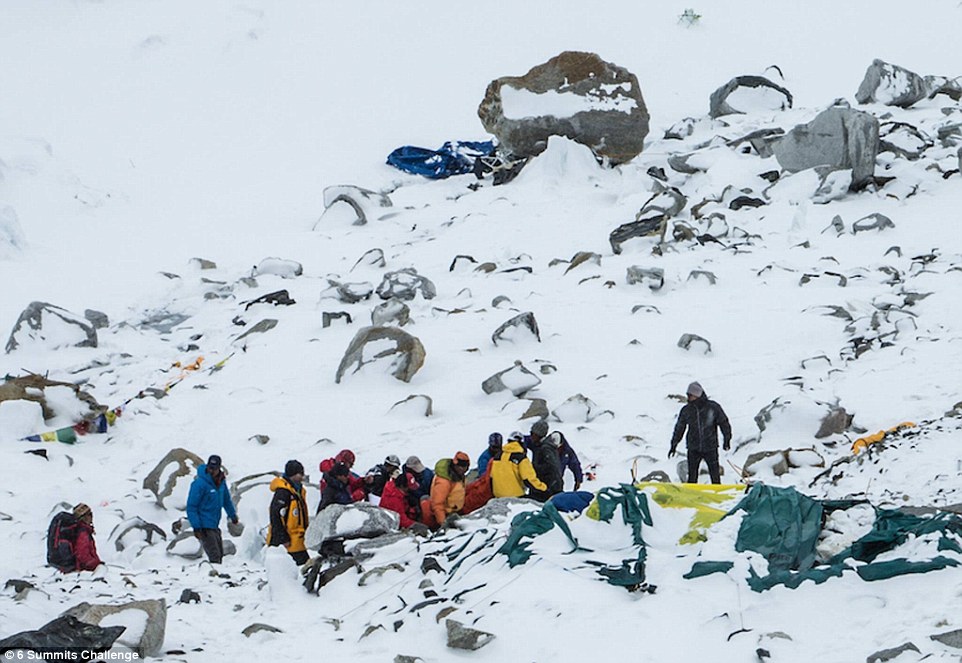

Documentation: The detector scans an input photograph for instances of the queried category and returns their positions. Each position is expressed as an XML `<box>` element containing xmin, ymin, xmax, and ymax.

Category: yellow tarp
<box><xmin>851</xmin><ymin>422</ymin><xmax>915</xmax><ymax>454</ymax></box>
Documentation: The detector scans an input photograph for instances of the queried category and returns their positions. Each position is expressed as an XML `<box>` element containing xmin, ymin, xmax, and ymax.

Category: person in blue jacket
<box><xmin>186</xmin><ymin>454</ymin><xmax>239</xmax><ymax>563</ymax></box>
<box><xmin>555</xmin><ymin>431</ymin><xmax>584</xmax><ymax>491</ymax></box>
<box><xmin>475</xmin><ymin>433</ymin><xmax>503</xmax><ymax>476</ymax></box>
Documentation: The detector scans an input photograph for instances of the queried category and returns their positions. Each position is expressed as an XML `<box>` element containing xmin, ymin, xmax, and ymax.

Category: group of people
<box><xmin>47</xmin><ymin>381</ymin><xmax>732</xmax><ymax>571</ymax></box>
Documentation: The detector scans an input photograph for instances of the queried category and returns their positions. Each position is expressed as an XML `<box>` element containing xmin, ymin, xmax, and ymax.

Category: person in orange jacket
<box><xmin>422</xmin><ymin>451</ymin><xmax>470</xmax><ymax>529</ymax></box>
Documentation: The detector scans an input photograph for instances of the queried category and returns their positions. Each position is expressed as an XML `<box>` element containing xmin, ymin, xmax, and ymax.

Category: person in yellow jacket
<box><xmin>267</xmin><ymin>460</ymin><xmax>310</xmax><ymax>565</ymax></box>
<box><xmin>421</xmin><ymin>451</ymin><xmax>470</xmax><ymax>529</ymax></box>
<box><xmin>491</xmin><ymin>433</ymin><xmax>547</xmax><ymax>498</ymax></box>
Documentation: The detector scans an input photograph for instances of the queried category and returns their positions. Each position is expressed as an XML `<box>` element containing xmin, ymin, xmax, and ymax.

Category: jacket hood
<box><xmin>502</xmin><ymin>440</ymin><xmax>526</xmax><ymax>455</ymax></box>
<box><xmin>434</xmin><ymin>458</ymin><xmax>466</xmax><ymax>481</ymax></box>
<box><xmin>270</xmin><ymin>476</ymin><xmax>295</xmax><ymax>493</ymax></box>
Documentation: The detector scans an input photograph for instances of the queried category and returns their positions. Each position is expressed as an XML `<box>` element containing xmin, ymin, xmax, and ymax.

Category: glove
<box><xmin>668</xmin><ymin>447</ymin><xmax>677</xmax><ymax>459</ymax></box>
<box><xmin>574</xmin><ymin>482</ymin><xmax>582</xmax><ymax>491</ymax></box>
<box><xmin>231</xmin><ymin>516</ymin><xmax>239</xmax><ymax>525</ymax></box>
<box><xmin>723</xmin><ymin>441</ymin><xmax>731</xmax><ymax>451</ymax></box>
<box><xmin>441</xmin><ymin>514</ymin><xmax>460</xmax><ymax>530</ymax></box>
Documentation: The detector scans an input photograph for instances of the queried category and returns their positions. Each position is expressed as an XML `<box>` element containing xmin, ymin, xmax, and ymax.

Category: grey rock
<box><xmin>233</xmin><ymin>318</ymin><xmax>278</xmax><ymax>344</ymax></box>
<box><xmin>376</xmin><ymin>268</ymin><xmax>436</xmax><ymax>301</ymax></box>
<box><xmin>610</xmin><ymin>217</ymin><xmax>663</xmax><ymax>254</ymax></box>
<box><xmin>249</xmin><ymin>434</ymin><xmax>270</xmax><ymax>445</ymax></box>
<box><xmin>563</xmin><ymin>251</ymin><xmax>602</xmax><ymax>274</ymax></box>
<box><xmin>667</xmin><ymin>153</ymin><xmax>703</xmax><ymax>174</ymax></box>
<box><xmin>329</xmin><ymin>280</ymin><xmax>374</xmax><ymax>304</ymax></box>
<box><xmin>866</xmin><ymin>642</ymin><xmax>920</xmax><ymax>663</ymax></box>
<box><xmin>492</xmin><ymin>312</ymin><xmax>541</xmax><ymax>345</ymax></box>
<box><xmin>879</xmin><ymin>122</ymin><xmax>933</xmax><ymax>160</ymax></box>
<box><xmin>243</xmin><ymin>623</ymin><xmax>283</xmax><ymax>637</ymax></box>
<box><xmin>372</xmin><ymin>299</ymin><xmax>411</xmax><ymax>327</ymax></box>
<box><xmin>139</xmin><ymin>311</ymin><xmax>190</xmax><ymax>333</ymax></box>
<box><xmin>665</xmin><ymin>117</ymin><xmax>699</xmax><ymax>140</ymax></box>
<box><xmin>930</xmin><ymin>629</ymin><xmax>962</xmax><ymax>649</ymax></box>
<box><xmin>754</xmin><ymin>398</ymin><xmax>786</xmax><ymax>433</ymax></box>
<box><xmin>815</xmin><ymin>406</ymin><xmax>853</xmax><ymax>438</ymax></box>
<box><xmin>710</xmin><ymin>75</ymin><xmax>792</xmax><ymax>118</ymax></box>
<box><xmin>852</xmin><ymin>213</ymin><xmax>894</xmax><ymax>233</ymax></box>
<box><xmin>0</xmin><ymin>374</ymin><xmax>102</xmax><ymax>421</ymax></box>
<box><xmin>482</xmin><ymin>361</ymin><xmax>542</xmax><ymax>397</ymax></box>
<box><xmin>638</xmin><ymin>470</ymin><xmax>671</xmax><ymax>483</ymax></box>
<box><xmin>926</xmin><ymin>75</ymin><xmax>962</xmax><ymax>101</ymax></box>
<box><xmin>229</xmin><ymin>471</ymin><xmax>288</xmax><ymax>509</ymax></box>
<box><xmin>190</xmin><ymin>257</ymin><xmax>217</xmax><ymax>270</ymax></box>
<box><xmin>305</xmin><ymin>503</ymin><xmax>399</xmax><ymax>548</ymax></box>
<box><xmin>394</xmin><ymin>656</ymin><xmax>423</xmax><ymax>663</ymax></box>
<box><xmin>492</xmin><ymin>295</ymin><xmax>512</xmax><ymax>309</ymax></box>
<box><xmin>165</xmin><ymin>531</ymin><xmax>236</xmax><ymax>559</ymax></box>
<box><xmin>254</xmin><ymin>257</ymin><xmax>302</xmax><ymax>279</ymax></box>
<box><xmin>517</xmin><ymin>398</ymin><xmax>549</xmax><ymax>421</ymax></box>
<box><xmin>335</xmin><ymin>326</ymin><xmax>426</xmax><ymax>384</ymax></box>
<box><xmin>677</xmin><ymin>333</ymin><xmax>712</xmax><ymax>354</ymax></box>
<box><xmin>352</xmin><ymin>248</ymin><xmax>386</xmax><ymax>271</ymax></box>
<box><xmin>856</xmin><ymin>59</ymin><xmax>928</xmax><ymax>108</ymax></box>
<box><xmin>322</xmin><ymin>311</ymin><xmax>353</xmax><ymax>328</ymax></box>
<box><xmin>478</xmin><ymin>51</ymin><xmax>649</xmax><ymax>164</ymax></box>
<box><xmin>142</xmin><ymin>448</ymin><xmax>204</xmax><ymax>508</ymax></box>
<box><xmin>62</xmin><ymin>599</ymin><xmax>166</xmax><ymax>658</ymax></box>
<box><xmin>0</xmin><ymin>615</ymin><xmax>124</xmax><ymax>652</ymax></box>
<box><xmin>108</xmin><ymin>517</ymin><xmax>167</xmax><ymax>552</ymax></box>
<box><xmin>743</xmin><ymin>450</ymin><xmax>790</xmax><ymax>477</ymax></box>
<box><xmin>688</xmin><ymin>270</ymin><xmax>717</xmax><ymax>285</ymax></box>
<box><xmin>6</xmin><ymin>302</ymin><xmax>98</xmax><ymax>353</ymax></box>
<box><xmin>446</xmin><ymin>619</ymin><xmax>495</xmax><ymax>651</ymax></box>
<box><xmin>773</xmin><ymin>106</ymin><xmax>879</xmax><ymax>190</ymax></box>
<box><xmin>84</xmin><ymin>309</ymin><xmax>109</xmax><ymax>329</ymax></box>
<box><xmin>389</xmin><ymin>394</ymin><xmax>433</xmax><ymax>417</ymax></box>
<box><xmin>178</xmin><ymin>589</ymin><xmax>200</xmax><ymax>605</ymax></box>
<box><xmin>318</xmin><ymin>186</ymin><xmax>393</xmax><ymax>227</ymax></box>
<box><xmin>552</xmin><ymin>393</ymin><xmax>610</xmax><ymax>423</ymax></box>
<box><xmin>626</xmin><ymin>266</ymin><xmax>665</xmax><ymax>290</ymax></box>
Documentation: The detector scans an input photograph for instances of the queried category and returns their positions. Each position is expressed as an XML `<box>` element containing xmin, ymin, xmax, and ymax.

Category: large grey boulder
<box><xmin>773</xmin><ymin>106</ymin><xmax>879</xmax><ymax>190</ymax></box>
<box><xmin>855</xmin><ymin>59</ymin><xmax>928</xmax><ymax>108</ymax></box>
<box><xmin>108</xmin><ymin>517</ymin><xmax>167</xmax><ymax>553</ymax></box>
<box><xmin>376</xmin><ymin>268</ymin><xmax>436</xmax><ymax>302</ymax></box>
<box><xmin>709</xmin><ymin>75</ymin><xmax>792</xmax><ymax>118</ymax></box>
<box><xmin>482</xmin><ymin>361</ymin><xmax>542</xmax><ymax>397</ymax></box>
<box><xmin>6</xmin><ymin>302</ymin><xmax>98</xmax><ymax>353</ymax></box>
<box><xmin>317</xmin><ymin>185</ymin><xmax>393</xmax><ymax>227</ymax></box>
<box><xmin>62</xmin><ymin>599</ymin><xmax>166</xmax><ymax>658</ymax></box>
<box><xmin>335</xmin><ymin>326</ymin><xmax>426</xmax><ymax>384</ymax></box>
<box><xmin>478</xmin><ymin>51</ymin><xmax>650</xmax><ymax>164</ymax></box>
<box><xmin>305</xmin><ymin>503</ymin><xmax>399</xmax><ymax>548</ymax></box>
<box><xmin>142</xmin><ymin>448</ymin><xmax>204</xmax><ymax>508</ymax></box>
<box><xmin>253</xmin><ymin>257</ymin><xmax>302</xmax><ymax>279</ymax></box>
<box><xmin>492</xmin><ymin>312</ymin><xmax>540</xmax><ymax>345</ymax></box>
<box><xmin>446</xmin><ymin>619</ymin><xmax>495</xmax><ymax>651</ymax></box>
<box><xmin>371</xmin><ymin>298</ymin><xmax>410</xmax><ymax>326</ymax></box>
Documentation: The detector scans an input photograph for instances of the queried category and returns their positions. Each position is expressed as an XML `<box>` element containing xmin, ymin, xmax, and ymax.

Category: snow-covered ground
<box><xmin>2</xmin><ymin>1</ymin><xmax>962</xmax><ymax>661</ymax></box>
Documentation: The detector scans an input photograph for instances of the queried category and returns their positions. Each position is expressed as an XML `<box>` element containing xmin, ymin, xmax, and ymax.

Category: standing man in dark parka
<box><xmin>669</xmin><ymin>382</ymin><xmax>732</xmax><ymax>484</ymax></box>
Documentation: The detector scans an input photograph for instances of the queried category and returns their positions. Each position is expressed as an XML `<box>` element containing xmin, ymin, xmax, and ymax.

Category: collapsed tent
<box><xmin>386</xmin><ymin>141</ymin><xmax>495</xmax><ymax>179</ymax></box>
<box><xmin>688</xmin><ymin>483</ymin><xmax>962</xmax><ymax>591</ymax></box>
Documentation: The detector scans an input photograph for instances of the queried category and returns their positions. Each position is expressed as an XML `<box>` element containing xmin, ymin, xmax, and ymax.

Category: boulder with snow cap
<box><xmin>478</xmin><ymin>50</ymin><xmax>650</xmax><ymax>164</ymax></box>
<box><xmin>317</xmin><ymin>185</ymin><xmax>393</xmax><ymax>227</ymax></box>
<box><xmin>482</xmin><ymin>360</ymin><xmax>542</xmax><ymax>397</ymax></box>
<box><xmin>253</xmin><ymin>257</ymin><xmax>302</xmax><ymax>279</ymax></box>
<box><xmin>335</xmin><ymin>325</ymin><xmax>426</xmax><ymax>384</ymax></box>
<box><xmin>372</xmin><ymin>298</ymin><xmax>410</xmax><ymax>326</ymax></box>
<box><xmin>143</xmin><ymin>448</ymin><xmax>204</xmax><ymax>508</ymax></box>
<box><xmin>62</xmin><ymin>599</ymin><xmax>166</xmax><ymax>658</ymax></box>
<box><xmin>0</xmin><ymin>615</ymin><xmax>125</xmax><ymax>652</ymax></box>
<box><xmin>709</xmin><ymin>75</ymin><xmax>793</xmax><ymax>118</ymax></box>
<box><xmin>376</xmin><ymin>268</ymin><xmax>436</xmax><ymax>301</ymax></box>
<box><xmin>446</xmin><ymin>619</ymin><xmax>495</xmax><ymax>650</ymax></box>
<box><xmin>855</xmin><ymin>59</ymin><xmax>928</xmax><ymax>108</ymax></box>
<box><xmin>304</xmin><ymin>503</ymin><xmax>400</xmax><ymax>548</ymax></box>
<box><xmin>6</xmin><ymin>301</ymin><xmax>98</xmax><ymax>353</ymax></box>
<box><xmin>773</xmin><ymin>105</ymin><xmax>879</xmax><ymax>190</ymax></box>
<box><xmin>491</xmin><ymin>312</ymin><xmax>540</xmax><ymax>345</ymax></box>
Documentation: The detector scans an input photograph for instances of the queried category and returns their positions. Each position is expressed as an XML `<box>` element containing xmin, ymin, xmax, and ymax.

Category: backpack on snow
<box><xmin>46</xmin><ymin>511</ymin><xmax>80</xmax><ymax>572</ymax></box>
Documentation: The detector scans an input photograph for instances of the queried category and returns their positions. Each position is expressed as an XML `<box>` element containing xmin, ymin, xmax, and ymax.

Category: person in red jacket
<box><xmin>71</xmin><ymin>503</ymin><xmax>103</xmax><ymax>572</ymax></box>
<box><xmin>318</xmin><ymin>449</ymin><xmax>366</xmax><ymax>502</ymax></box>
<box><xmin>378</xmin><ymin>471</ymin><xmax>422</xmax><ymax>529</ymax></box>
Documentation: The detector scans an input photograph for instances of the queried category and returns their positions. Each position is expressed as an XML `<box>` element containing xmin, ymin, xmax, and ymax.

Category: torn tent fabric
<box><xmin>386</xmin><ymin>141</ymin><xmax>496</xmax><ymax>179</ymax></box>
<box><xmin>498</xmin><ymin>501</ymin><xmax>580</xmax><ymax>567</ymax></box>
<box><xmin>687</xmin><ymin>483</ymin><xmax>962</xmax><ymax>591</ymax></box>
<box><xmin>642</xmin><ymin>482</ymin><xmax>745</xmax><ymax>544</ymax></box>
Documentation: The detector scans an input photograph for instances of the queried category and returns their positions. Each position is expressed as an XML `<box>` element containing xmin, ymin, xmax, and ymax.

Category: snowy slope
<box><xmin>2</xmin><ymin>1</ymin><xmax>962</xmax><ymax>662</ymax></box>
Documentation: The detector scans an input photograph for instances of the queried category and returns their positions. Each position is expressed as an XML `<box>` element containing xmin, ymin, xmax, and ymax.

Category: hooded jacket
<box><xmin>670</xmin><ymin>393</ymin><xmax>732</xmax><ymax>453</ymax></box>
<box><xmin>318</xmin><ymin>470</ymin><xmax>354</xmax><ymax>512</ymax></box>
<box><xmin>186</xmin><ymin>464</ymin><xmax>237</xmax><ymax>530</ymax></box>
<box><xmin>529</xmin><ymin>438</ymin><xmax>563</xmax><ymax>501</ymax></box>
<box><xmin>557</xmin><ymin>434</ymin><xmax>584</xmax><ymax>485</ymax></box>
<box><xmin>379</xmin><ymin>479</ymin><xmax>418</xmax><ymax>528</ymax></box>
<box><xmin>267</xmin><ymin>476</ymin><xmax>309</xmax><ymax>553</ymax></box>
<box><xmin>491</xmin><ymin>440</ymin><xmax>546</xmax><ymax>498</ymax></box>
<box><xmin>430</xmin><ymin>458</ymin><xmax>466</xmax><ymax>524</ymax></box>
<box><xmin>73</xmin><ymin>521</ymin><xmax>102</xmax><ymax>571</ymax></box>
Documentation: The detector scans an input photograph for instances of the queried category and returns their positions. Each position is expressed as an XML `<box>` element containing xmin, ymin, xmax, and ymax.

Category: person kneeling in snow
<box><xmin>46</xmin><ymin>503</ymin><xmax>103</xmax><ymax>573</ymax></box>
<box><xmin>422</xmin><ymin>452</ymin><xmax>470</xmax><ymax>530</ymax></box>
<box><xmin>379</xmin><ymin>471</ymin><xmax>430</xmax><ymax>536</ymax></box>
<box><xmin>318</xmin><ymin>461</ymin><xmax>355</xmax><ymax>511</ymax></box>
<box><xmin>318</xmin><ymin>449</ymin><xmax>365</xmax><ymax>504</ymax></box>
<box><xmin>267</xmin><ymin>460</ymin><xmax>310</xmax><ymax>565</ymax></box>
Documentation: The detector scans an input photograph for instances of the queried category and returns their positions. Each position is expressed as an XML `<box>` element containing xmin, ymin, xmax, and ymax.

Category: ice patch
<box><xmin>501</xmin><ymin>86</ymin><xmax>636</xmax><ymax>120</ymax></box>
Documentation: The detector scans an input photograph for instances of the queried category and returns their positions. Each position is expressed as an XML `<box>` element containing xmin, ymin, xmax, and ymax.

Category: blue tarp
<box><xmin>386</xmin><ymin>141</ymin><xmax>496</xmax><ymax>179</ymax></box>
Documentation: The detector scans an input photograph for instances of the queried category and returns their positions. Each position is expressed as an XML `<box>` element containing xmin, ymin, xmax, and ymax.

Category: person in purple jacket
<box><xmin>554</xmin><ymin>431</ymin><xmax>584</xmax><ymax>491</ymax></box>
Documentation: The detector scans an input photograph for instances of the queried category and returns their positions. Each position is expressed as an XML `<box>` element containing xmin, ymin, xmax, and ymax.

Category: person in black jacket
<box><xmin>318</xmin><ymin>462</ymin><xmax>354</xmax><ymax>512</ymax></box>
<box><xmin>267</xmin><ymin>460</ymin><xmax>310</xmax><ymax>565</ymax></box>
<box><xmin>528</xmin><ymin>423</ymin><xmax>563</xmax><ymax>501</ymax></box>
<box><xmin>669</xmin><ymin>381</ymin><xmax>732</xmax><ymax>484</ymax></box>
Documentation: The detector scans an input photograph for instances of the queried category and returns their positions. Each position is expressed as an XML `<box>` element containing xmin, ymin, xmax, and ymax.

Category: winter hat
<box><xmin>396</xmin><ymin>471</ymin><xmax>419</xmax><ymax>492</ymax></box>
<box><xmin>206</xmin><ymin>454</ymin><xmax>222</xmax><ymax>471</ymax></box>
<box><xmin>385</xmin><ymin>454</ymin><xmax>401</xmax><ymax>468</ymax></box>
<box><xmin>285</xmin><ymin>459</ymin><xmax>305</xmax><ymax>477</ymax></box>
<box><xmin>687</xmin><ymin>382</ymin><xmax>704</xmax><ymax>398</ymax></box>
<box><xmin>73</xmin><ymin>503</ymin><xmax>92</xmax><ymax>519</ymax></box>
<box><xmin>404</xmin><ymin>456</ymin><xmax>425</xmax><ymax>473</ymax></box>
<box><xmin>335</xmin><ymin>449</ymin><xmax>356</xmax><ymax>467</ymax></box>
<box><xmin>453</xmin><ymin>451</ymin><xmax>470</xmax><ymax>468</ymax></box>
<box><xmin>530</xmin><ymin>420</ymin><xmax>549</xmax><ymax>439</ymax></box>
<box><xmin>488</xmin><ymin>432</ymin><xmax>503</xmax><ymax>449</ymax></box>
<box><xmin>331</xmin><ymin>462</ymin><xmax>350</xmax><ymax>478</ymax></box>
<box><xmin>547</xmin><ymin>432</ymin><xmax>562</xmax><ymax>448</ymax></box>
<box><xmin>508</xmin><ymin>431</ymin><xmax>524</xmax><ymax>443</ymax></box>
